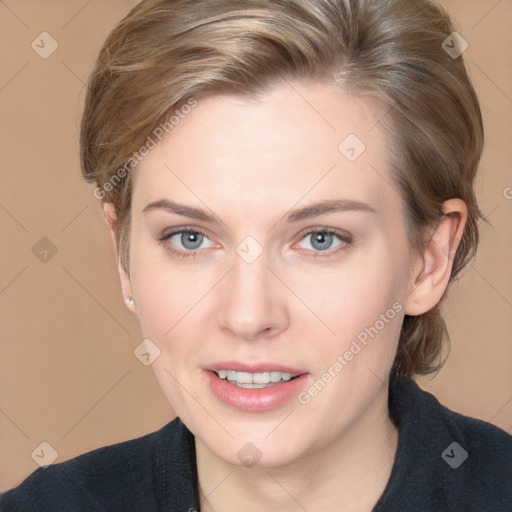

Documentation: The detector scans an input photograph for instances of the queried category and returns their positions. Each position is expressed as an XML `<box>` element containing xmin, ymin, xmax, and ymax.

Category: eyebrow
<box><xmin>142</xmin><ymin>198</ymin><xmax>376</xmax><ymax>224</ymax></box>
<box><xmin>285</xmin><ymin>198</ymin><xmax>376</xmax><ymax>222</ymax></box>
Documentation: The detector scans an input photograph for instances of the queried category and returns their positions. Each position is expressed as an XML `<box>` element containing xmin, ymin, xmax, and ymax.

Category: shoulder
<box><xmin>404</xmin><ymin>376</ymin><xmax>511</xmax><ymax>469</ymax></box>
<box><xmin>0</xmin><ymin>418</ymin><xmax>181</xmax><ymax>512</ymax></box>
<box><xmin>381</xmin><ymin>375</ymin><xmax>512</xmax><ymax>511</ymax></box>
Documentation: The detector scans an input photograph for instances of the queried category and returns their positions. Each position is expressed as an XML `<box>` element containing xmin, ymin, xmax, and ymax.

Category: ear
<box><xmin>405</xmin><ymin>199</ymin><xmax>467</xmax><ymax>316</ymax></box>
<box><xmin>102</xmin><ymin>202</ymin><xmax>136</xmax><ymax>314</ymax></box>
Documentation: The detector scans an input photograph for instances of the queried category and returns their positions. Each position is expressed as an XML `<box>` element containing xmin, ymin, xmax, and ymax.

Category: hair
<box><xmin>80</xmin><ymin>0</ymin><xmax>484</xmax><ymax>378</ymax></box>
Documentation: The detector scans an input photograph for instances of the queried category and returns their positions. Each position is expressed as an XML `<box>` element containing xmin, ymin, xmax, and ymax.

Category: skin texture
<box><xmin>103</xmin><ymin>81</ymin><xmax>467</xmax><ymax>511</ymax></box>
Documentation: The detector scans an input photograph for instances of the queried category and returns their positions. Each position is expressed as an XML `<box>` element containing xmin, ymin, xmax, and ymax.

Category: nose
<box><xmin>216</xmin><ymin>250</ymin><xmax>289</xmax><ymax>341</ymax></box>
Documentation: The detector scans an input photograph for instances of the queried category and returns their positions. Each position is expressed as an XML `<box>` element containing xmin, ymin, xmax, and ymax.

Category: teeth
<box><xmin>253</xmin><ymin>372</ymin><xmax>270</xmax><ymax>384</ymax></box>
<box><xmin>216</xmin><ymin>370</ymin><xmax>299</xmax><ymax>386</ymax></box>
<box><xmin>236</xmin><ymin>372</ymin><xmax>253</xmax><ymax>384</ymax></box>
<box><xmin>270</xmin><ymin>371</ymin><xmax>282</xmax><ymax>382</ymax></box>
<box><xmin>236</xmin><ymin>382</ymin><xmax>271</xmax><ymax>389</ymax></box>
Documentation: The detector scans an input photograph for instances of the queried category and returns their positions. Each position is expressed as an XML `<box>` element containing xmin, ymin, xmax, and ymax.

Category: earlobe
<box><xmin>405</xmin><ymin>199</ymin><xmax>467</xmax><ymax>316</ymax></box>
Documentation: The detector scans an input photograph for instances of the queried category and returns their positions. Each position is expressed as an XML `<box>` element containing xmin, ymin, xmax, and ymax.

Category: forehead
<box><xmin>132</xmin><ymin>81</ymin><xmax>400</xmax><ymax>221</ymax></box>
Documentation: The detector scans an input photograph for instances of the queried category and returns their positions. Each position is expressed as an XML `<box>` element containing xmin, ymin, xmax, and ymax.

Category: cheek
<box><xmin>129</xmin><ymin>246</ymin><xmax>215</xmax><ymax>389</ymax></box>
<box><xmin>305</xmin><ymin>246</ymin><xmax>409</xmax><ymax>368</ymax></box>
<box><xmin>132</xmin><ymin>273</ymin><xmax>177</xmax><ymax>340</ymax></box>
<box><xmin>130</xmin><ymin>256</ymin><xmax>207</xmax><ymax>407</ymax></box>
<box><xmin>321</xmin><ymin>253</ymin><xmax>406</xmax><ymax>326</ymax></box>
<box><xmin>129</xmin><ymin>242</ymin><xmax>203</xmax><ymax>337</ymax></box>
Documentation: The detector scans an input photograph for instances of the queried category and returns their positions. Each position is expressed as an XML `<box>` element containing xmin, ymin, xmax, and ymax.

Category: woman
<box><xmin>1</xmin><ymin>0</ymin><xmax>510</xmax><ymax>510</ymax></box>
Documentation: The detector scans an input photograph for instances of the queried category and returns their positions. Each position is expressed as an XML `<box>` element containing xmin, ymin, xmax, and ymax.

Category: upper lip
<box><xmin>205</xmin><ymin>361</ymin><xmax>307</xmax><ymax>374</ymax></box>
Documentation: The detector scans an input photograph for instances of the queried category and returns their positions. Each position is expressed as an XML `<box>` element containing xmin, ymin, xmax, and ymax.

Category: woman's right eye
<box><xmin>158</xmin><ymin>229</ymin><xmax>215</xmax><ymax>258</ymax></box>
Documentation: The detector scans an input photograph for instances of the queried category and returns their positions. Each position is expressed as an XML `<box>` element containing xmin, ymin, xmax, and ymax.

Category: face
<box><xmin>121</xmin><ymin>81</ymin><xmax>418</xmax><ymax>467</ymax></box>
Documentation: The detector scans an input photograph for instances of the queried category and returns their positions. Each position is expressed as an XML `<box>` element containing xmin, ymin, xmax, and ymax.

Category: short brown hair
<box><xmin>80</xmin><ymin>0</ymin><xmax>484</xmax><ymax>378</ymax></box>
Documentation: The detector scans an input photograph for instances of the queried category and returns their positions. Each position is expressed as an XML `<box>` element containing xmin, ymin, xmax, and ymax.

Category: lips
<box><xmin>203</xmin><ymin>361</ymin><xmax>309</xmax><ymax>412</ymax></box>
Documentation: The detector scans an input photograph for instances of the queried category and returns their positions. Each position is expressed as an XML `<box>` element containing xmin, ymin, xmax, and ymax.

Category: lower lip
<box><xmin>204</xmin><ymin>371</ymin><xmax>310</xmax><ymax>412</ymax></box>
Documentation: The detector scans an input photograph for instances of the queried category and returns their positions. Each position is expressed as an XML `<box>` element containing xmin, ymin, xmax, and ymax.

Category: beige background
<box><xmin>0</xmin><ymin>0</ymin><xmax>511</xmax><ymax>490</ymax></box>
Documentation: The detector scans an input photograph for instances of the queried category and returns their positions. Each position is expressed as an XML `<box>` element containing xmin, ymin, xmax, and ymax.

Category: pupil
<box><xmin>182</xmin><ymin>232</ymin><xmax>202</xmax><ymax>249</ymax></box>
<box><xmin>312</xmin><ymin>232</ymin><xmax>332</xmax><ymax>251</ymax></box>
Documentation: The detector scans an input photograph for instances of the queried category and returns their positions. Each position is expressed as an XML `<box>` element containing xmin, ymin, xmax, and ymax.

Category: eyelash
<box><xmin>157</xmin><ymin>228</ymin><xmax>352</xmax><ymax>259</ymax></box>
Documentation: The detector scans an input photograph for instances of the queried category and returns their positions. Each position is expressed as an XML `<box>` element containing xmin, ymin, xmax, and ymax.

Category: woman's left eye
<box><xmin>296</xmin><ymin>230</ymin><xmax>351</xmax><ymax>254</ymax></box>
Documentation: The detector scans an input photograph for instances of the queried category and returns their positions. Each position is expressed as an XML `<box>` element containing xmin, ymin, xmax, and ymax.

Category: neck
<box><xmin>195</xmin><ymin>382</ymin><xmax>399</xmax><ymax>512</ymax></box>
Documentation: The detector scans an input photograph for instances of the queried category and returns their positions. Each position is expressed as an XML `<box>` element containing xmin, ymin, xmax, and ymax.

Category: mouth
<box><xmin>203</xmin><ymin>362</ymin><xmax>309</xmax><ymax>411</ymax></box>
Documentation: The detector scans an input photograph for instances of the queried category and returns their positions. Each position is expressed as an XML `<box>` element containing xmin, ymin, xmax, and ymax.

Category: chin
<box><xmin>196</xmin><ymin>421</ymin><xmax>316</xmax><ymax>469</ymax></box>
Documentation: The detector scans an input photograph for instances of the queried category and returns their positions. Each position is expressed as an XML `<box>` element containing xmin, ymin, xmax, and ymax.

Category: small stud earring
<box><xmin>124</xmin><ymin>297</ymin><xmax>135</xmax><ymax>307</ymax></box>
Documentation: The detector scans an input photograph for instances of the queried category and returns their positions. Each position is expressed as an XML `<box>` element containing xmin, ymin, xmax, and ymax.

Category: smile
<box><xmin>203</xmin><ymin>363</ymin><xmax>310</xmax><ymax>412</ymax></box>
<box><xmin>216</xmin><ymin>370</ymin><xmax>300</xmax><ymax>388</ymax></box>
